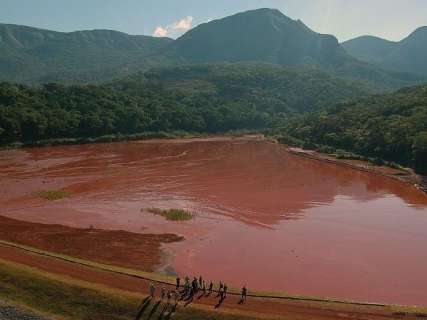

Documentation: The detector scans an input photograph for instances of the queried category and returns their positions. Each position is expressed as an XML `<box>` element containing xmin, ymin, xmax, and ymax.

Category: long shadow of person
<box><xmin>147</xmin><ymin>300</ymin><xmax>161</xmax><ymax>319</ymax></box>
<box><xmin>157</xmin><ymin>304</ymin><xmax>169</xmax><ymax>320</ymax></box>
<box><xmin>137</xmin><ymin>297</ymin><xmax>151</xmax><ymax>310</ymax></box>
<box><xmin>164</xmin><ymin>303</ymin><xmax>178</xmax><ymax>320</ymax></box>
<box><xmin>197</xmin><ymin>292</ymin><xmax>205</xmax><ymax>300</ymax></box>
<box><xmin>178</xmin><ymin>291</ymin><xmax>186</xmax><ymax>301</ymax></box>
<box><xmin>214</xmin><ymin>296</ymin><xmax>225</xmax><ymax>309</ymax></box>
<box><xmin>184</xmin><ymin>295</ymin><xmax>194</xmax><ymax>307</ymax></box>
<box><xmin>134</xmin><ymin>297</ymin><xmax>152</xmax><ymax>320</ymax></box>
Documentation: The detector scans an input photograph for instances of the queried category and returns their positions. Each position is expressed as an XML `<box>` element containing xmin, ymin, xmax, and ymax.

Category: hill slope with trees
<box><xmin>274</xmin><ymin>85</ymin><xmax>427</xmax><ymax>173</ymax></box>
<box><xmin>343</xmin><ymin>27</ymin><xmax>427</xmax><ymax>76</ymax></box>
<box><xmin>0</xmin><ymin>63</ymin><xmax>371</xmax><ymax>145</ymax></box>
<box><xmin>0</xmin><ymin>23</ymin><xmax>173</xmax><ymax>83</ymax></box>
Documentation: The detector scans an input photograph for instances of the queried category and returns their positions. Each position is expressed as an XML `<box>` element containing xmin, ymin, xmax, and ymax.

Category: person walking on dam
<box><xmin>218</xmin><ymin>282</ymin><xmax>223</xmax><ymax>297</ymax></box>
<box><xmin>202</xmin><ymin>280</ymin><xmax>207</xmax><ymax>296</ymax></box>
<box><xmin>192</xmin><ymin>277</ymin><xmax>199</xmax><ymax>293</ymax></box>
<box><xmin>208</xmin><ymin>281</ymin><xmax>213</xmax><ymax>295</ymax></box>
<box><xmin>167</xmin><ymin>290</ymin><xmax>172</xmax><ymax>305</ymax></box>
<box><xmin>241</xmin><ymin>286</ymin><xmax>247</xmax><ymax>303</ymax></box>
<box><xmin>161</xmin><ymin>286</ymin><xmax>166</xmax><ymax>301</ymax></box>
<box><xmin>149</xmin><ymin>282</ymin><xmax>156</xmax><ymax>299</ymax></box>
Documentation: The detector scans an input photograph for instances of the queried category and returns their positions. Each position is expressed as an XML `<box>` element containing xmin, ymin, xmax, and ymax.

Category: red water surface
<box><xmin>1</xmin><ymin>136</ymin><xmax>427</xmax><ymax>305</ymax></box>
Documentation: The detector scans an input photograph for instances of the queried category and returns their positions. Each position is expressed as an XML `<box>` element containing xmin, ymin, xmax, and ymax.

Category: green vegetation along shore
<box><xmin>0</xmin><ymin>63</ymin><xmax>371</xmax><ymax>147</ymax></box>
<box><xmin>147</xmin><ymin>208</ymin><xmax>194</xmax><ymax>221</ymax></box>
<box><xmin>1</xmin><ymin>63</ymin><xmax>426</xmax><ymax>174</ymax></box>
<box><xmin>272</xmin><ymin>85</ymin><xmax>427</xmax><ymax>173</ymax></box>
<box><xmin>35</xmin><ymin>190</ymin><xmax>70</xmax><ymax>201</ymax></box>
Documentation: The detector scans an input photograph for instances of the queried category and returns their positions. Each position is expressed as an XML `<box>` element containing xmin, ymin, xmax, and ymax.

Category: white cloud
<box><xmin>153</xmin><ymin>16</ymin><xmax>194</xmax><ymax>38</ymax></box>
<box><xmin>172</xmin><ymin>16</ymin><xmax>193</xmax><ymax>31</ymax></box>
<box><xmin>153</xmin><ymin>26</ymin><xmax>168</xmax><ymax>37</ymax></box>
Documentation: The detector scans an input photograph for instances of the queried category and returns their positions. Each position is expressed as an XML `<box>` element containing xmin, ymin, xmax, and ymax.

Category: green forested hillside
<box><xmin>169</xmin><ymin>9</ymin><xmax>344</xmax><ymax>66</ymax></box>
<box><xmin>343</xmin><ymin>27</ymin><xmax>427</xmax><ymax>76</ymax></box>
<box><xmin>0</xmin><ymin>23</ymin><xmax>172</xmax><ymax>83</ymax></box>
<box><xmin>0</xmin><ymin>63</ymin><xmax>371</xmax><ymax>145</ymax></box>
<box><xmin>342</xmin><ymin>36</ymin><xmax>397</xmax><ymax>63</ymax></box>
<box><xmin>135</xmin><ymin>63</ymin><xmax>374</xmax><ymax>113</ymax></box>
<box><xmin>274</xmin><ymin>85</ymin><xmax>427</xmax><ymax>173</ymax></box>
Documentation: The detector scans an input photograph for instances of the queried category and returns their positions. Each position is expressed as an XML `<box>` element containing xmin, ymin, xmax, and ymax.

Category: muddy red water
<box><xmin>1</xmin><ymin>136</ymin><xmax>427</xmax><ymax>306</ymax></box>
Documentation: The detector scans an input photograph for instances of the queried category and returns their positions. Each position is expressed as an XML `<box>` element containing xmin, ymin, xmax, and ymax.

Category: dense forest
<box><xmin>0</xmin><ymin>63</ymin><xmax>371</xmax><ymax>145</ymax></box>
<box><xmin>273</xmin><ymin>85</ymin><xmax>427</xmax><ymax>173</ymax></box>
<box><xmin>1</xmin><ymin>62</ymin><xmax>427</xmax><ymax>173</ymax></box>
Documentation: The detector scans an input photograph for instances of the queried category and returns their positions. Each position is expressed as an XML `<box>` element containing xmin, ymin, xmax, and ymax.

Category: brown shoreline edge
<box><xmin>0</xmin><ymin>239</ymin><xmax>423</xmax><ymax>310</ymax></box>
<box><xmin>3</xmin><ymin>132</ymin><xmax>425</xmax><ymax>193</ymax></box>
<box><xmin>269</xmin><ymin>139</ymin><xmax>427</xmax><ymax>195</ymax></box>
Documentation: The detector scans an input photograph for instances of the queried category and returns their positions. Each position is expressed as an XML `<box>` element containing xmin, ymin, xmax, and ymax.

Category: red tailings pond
<box><xmin>1</xmin><ymin>136</ymin><xmax>427</xmax><ymax>305</ymax></box>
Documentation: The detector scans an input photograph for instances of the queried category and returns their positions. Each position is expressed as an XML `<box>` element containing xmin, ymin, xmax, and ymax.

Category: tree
<box><xmin>413</xmin><ymin>132</ymin><xmax>427</xmax><ymax>173</ymax></box>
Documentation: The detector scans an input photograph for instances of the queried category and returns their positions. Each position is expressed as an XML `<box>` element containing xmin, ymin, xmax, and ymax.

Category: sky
<box><xmin>1</xmin><ymin>0</ymin><xmax>427</xmax><ymax>42</ymax></box>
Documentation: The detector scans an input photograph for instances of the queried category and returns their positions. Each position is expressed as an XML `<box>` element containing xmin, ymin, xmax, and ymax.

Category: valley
<box><xmin>1</xmin><ymin>5</ymin><xmax>427</xmax><ymax>320</ymax></box>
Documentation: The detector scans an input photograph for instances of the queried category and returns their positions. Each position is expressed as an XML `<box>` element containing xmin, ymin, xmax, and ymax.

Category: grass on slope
<box><xmin>147</xmin><ymin>208</ymin><xmax>194</xmax><ymax>221</ymax></box>
<box><xmin>0</xmin><ymin>259</ymin><xmax>261</xmax><ymax>320</ymax></box>
<box><xmin>35</xmin><ymin>190</ymin><xmax>70</xmax><ymax>201</ymax></box>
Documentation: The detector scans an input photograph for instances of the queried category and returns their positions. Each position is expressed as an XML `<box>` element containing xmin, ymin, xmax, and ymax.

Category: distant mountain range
<box><xmin>0</xmin><ymin>24</ymin><xmax>172</xmax><ymax>82</ymax></box>
<box><xmin>342</xmin><ymin>27</ymin><xmax>427</xmax><ymax>76</ymax></box>
<box><xmin>0</xmin><ymin>8</ymin><xmax>426</xmax><ymax>88</ymax></box>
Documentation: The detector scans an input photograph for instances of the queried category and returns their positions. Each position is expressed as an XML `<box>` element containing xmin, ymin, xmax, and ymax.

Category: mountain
<box><xmin>342</xmin><ymin>27</ymin><xmax>427</xmax><ymax>76</ymax></box>
<box><xmin>162</xmin><ymin>8</ymin><xmax>424</xmax><ymax>90</ymax></box>
<box><xmin>168</xmin><ymin>8</ymin><xmax>346</xmax><ymax>67</ymax></box>
<box><xmin>0</xmin><ymin>9</ymin><xmax>424</xmax><ymax>88</ymax></box>
<box><xmin>340</xmin><ymin>36</ymin><xmax>397</xmax><ymax>63</ymax></box>
<box><xmin>0</xmin><ymin>23</ymin><xmax>173</xmax><ymax>82</ymax></box>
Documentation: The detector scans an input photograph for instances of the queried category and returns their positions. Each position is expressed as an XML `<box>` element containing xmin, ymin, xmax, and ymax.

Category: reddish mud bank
<box><xmin>285</xmin><ymin>145</ymin><xmax>427</xmax><ymax>194</ymax></box>
<box><xmin>1</xmin><ymin>136</ymin><xmax>427</xmax><ymax>305</ymax></box>
<box><xmin>0</xmin><ymin>215</ymin><xmax>182</xmax><ymax>271</ymax></box>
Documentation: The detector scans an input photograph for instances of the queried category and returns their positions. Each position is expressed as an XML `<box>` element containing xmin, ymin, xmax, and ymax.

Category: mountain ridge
<box><xmin>0</xmin><ymin>23</ymin><xmax>173</xmax><ymax>82</ymax></box>
<box><xmin>0</xmin><ymin>8</ymin><xmax>425</xmax><ymax>88</ymax></box>
<box><xmin>168</xmin><ymin>8</ymin><xmax>345</xmax><ymax>67</ymax></box>
<box><xmin>343</xmin><ymin>26</ymin><xmax>427</xmax><ymax>76</ymax></box>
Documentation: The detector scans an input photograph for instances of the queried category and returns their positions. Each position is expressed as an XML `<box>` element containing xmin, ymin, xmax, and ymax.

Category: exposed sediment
<box><xmin>0</xmin><ymin>215</ymin><xmax>182</xmax><ymax>272</ymax></box>
<box><xmin>282</xmin><ymin>144</ymin><xmax>427</xmax><ymax>194</ymax></box>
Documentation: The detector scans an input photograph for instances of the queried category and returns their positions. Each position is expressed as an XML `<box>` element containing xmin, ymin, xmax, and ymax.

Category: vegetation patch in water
<box><xmin>147</xmin><ymin>208</ymin><xmax>193</xmax><ymax>221</ymax></box>
<box><xmin>36</xmin><ymin>190</ymin><xmax>70</xmax><ymax>201</ymax></box>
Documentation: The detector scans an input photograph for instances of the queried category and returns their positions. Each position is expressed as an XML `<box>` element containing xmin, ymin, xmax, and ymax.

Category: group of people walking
<box><xmin>147</xmin><ymin>275</ymin><xmax>248</xmax><ymax>307</ymax></box>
